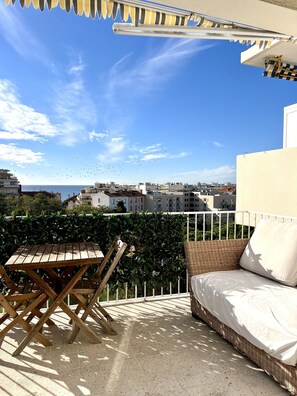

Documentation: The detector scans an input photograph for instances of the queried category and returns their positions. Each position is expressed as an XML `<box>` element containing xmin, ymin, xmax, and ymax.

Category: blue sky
<box><xmin>0</xmin><ymin>2</ymin><xmax>297</xmax><ymax>186</ymax></box>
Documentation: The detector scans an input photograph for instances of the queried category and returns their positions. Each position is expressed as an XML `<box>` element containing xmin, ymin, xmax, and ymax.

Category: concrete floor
<box><xmin>0</xmin><ymin>297</ymin><xmax>290</xmax><ymax>396</ymax></box>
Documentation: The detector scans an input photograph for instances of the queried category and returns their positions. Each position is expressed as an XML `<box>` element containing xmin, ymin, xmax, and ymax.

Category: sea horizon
<box><xmin>22</xmin><ymin>185</ymin><xmax>89</xmax><ymax>201</ymax></box>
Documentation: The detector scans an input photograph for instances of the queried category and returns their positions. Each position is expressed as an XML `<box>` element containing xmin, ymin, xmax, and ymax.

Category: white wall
<box><xmin>236</xmin><ymin>147</ymin><xmax>297</xmax><ymax>219</ymax></box>
<box><xmin>92</xmin><ymin>192</ymin><xmax>110</xmax><ymax>208</ymax></box>
<box><xmin>283</xmin><ymin>103</ymin><xmax>297</xmax><ymax>148</ymax></box>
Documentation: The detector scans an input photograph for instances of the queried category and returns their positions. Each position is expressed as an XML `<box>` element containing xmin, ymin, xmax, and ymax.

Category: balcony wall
<box><xmin>236</xmin><ymin>146</ymin><xmax>297</xmax><ymax>224</ymax></box>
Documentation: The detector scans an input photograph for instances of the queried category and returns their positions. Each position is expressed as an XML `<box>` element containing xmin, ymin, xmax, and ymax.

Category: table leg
<box><xmin>26</xmin><ymin>295</ymin><xmax>55</xmax><ymax>326</ymax></box>
<box><xmin>0</xmin><ymin>293</ymin><xmax>52</xmax><ymax>347</ymax></box>
<box><xmin>13</xmin><ymin>266</ymin><xmax>101</xmax><ymax>356</ymax></box>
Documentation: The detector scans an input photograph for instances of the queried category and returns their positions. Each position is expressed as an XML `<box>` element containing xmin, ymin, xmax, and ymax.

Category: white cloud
<box><xmin>68</xmin><ymin>56</ymin><xmax>86</xmax><ymax>75</ymax></box>
<box><xmin>138</xmin><ymin>144</ymin><xmax>162</xmax><ymax>154</ymax></box>
<box><xmin>129</xmin><ymin>143</ymin><xmax>189</xmax><ymax>162</ymax></box>
<box><xmin>94</xmin><ymin>136</ymin><xmax>189</xmax><ymax>165</ymax></box>
<box><xmin>0</xmin><ymin>2</ymin><xmax>54</xmax><ymax>69</ymax></box>
<box><xmin>0</xmin><ymin>80</ymin><xmax>58</xmax><ymax>142</ymax></box>
<box><xmin>213</xmin><ymin>141</ymin><xmax>224</xmax><ymax>148</ymax></box>
<box><xmin>0</xmin><ymin>144</ymin><xmax>44</xmax><ymax>166</ymax></box>
<box><xmin>107</xmin><ymin>39</ymin><xmax>213</xmax><ymax>101</ymax></box>
<box><xmin>52</xmin><ymin>71</ymin><xmax>97</xmax><ymax>146</ymax></box>
<box><xmin>89</xmin><ymin>131</ymin><xmax>109</xmax><ymax>142</ymax></box>
<box><xmin>106</xmin><ymin>137</ymin><xmax>126</xmax><ymax>154</ymax></box>
<box><xmin>176</xmin><ymin>165</ymin><xmax>236</xmax><ymax>183</ymax></box>
<box><xmin>141</xmin><ymin>153</ymin><xmax>167</xmax><ymax>161</ymax></box>
<box><xmin>0</xmin><ymin>131</ymin><xmax>44</xmax><ymax>141</ymax></box>
<box><xmin>96</xmin><ymin>136</ymin><xmax>126</xmax><ymax>162</ymax></box>
<box><xmin>142</xmin><ymin>151</ymin><xmax>188</xmax><ymax>161</ymax></box>
<box><xmin>128</xmin><ymin>154</ymin><xmax>139</xmax><ymax>161</ymax></box>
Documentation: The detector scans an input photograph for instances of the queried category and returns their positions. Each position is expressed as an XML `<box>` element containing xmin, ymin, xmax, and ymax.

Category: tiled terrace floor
<box><xmin>0</xmin><ymin>297</ymin><xmax>290</xmax><ymax>396</ymax></box>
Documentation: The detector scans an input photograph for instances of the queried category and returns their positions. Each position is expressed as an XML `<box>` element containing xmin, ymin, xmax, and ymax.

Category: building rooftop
<box><xmin>63</xmin><ymin>194</ymin><xmax>79</xmax><ymax>203</ymax></box>
<box><xmin>0</xmin><ymin>169</ymin><xmax>19</xmax><ymax>183</ymax></box>
<box><xmin>104</xmin><ymin>190</ymin><xmax>145</xmax><ymax>198</ymax></box>
<box><xmin>0</xmin><ymin>297</ymin><xmax>288</xmax><ymax>396</ymax></box>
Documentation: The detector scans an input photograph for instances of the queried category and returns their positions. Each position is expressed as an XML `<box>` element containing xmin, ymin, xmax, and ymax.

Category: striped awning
<box><xmin>3</xmin><ymin>0</ymin><xmax>260</xmax><ymax>35</ymax></box>
<box><xmin>5</xmin><ymin>0</ymin><xmax>288</xmax><ymax>47</ymax></box>
<box><xmin>4</xmin><ymin>0</ymin><xmax>194</xmax><ymax>25</ymax></box>
<box><xmin>263</xmin><ymin>56</ymin><xmax>297</xmax><ymax>81</ymax></box>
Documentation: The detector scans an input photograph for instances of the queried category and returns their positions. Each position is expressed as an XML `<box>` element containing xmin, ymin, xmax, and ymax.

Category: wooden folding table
<box><xmin>5</xmin><ymin>242</ymin><xmax>104</xmax><ymax>356</ymax></box>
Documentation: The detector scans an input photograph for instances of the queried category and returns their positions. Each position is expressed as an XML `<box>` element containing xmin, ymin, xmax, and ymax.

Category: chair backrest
<box><xmin>0</xmin><ymin>265</ymin><xmax>15</xmax><ymax>291</ymax></box>
<box><xmin>94</xmin><ymin>236</ymin><xmax>121</xmax><ymax>280</ymax></box>
<box><xmin>96</xmin><ymin>239</ymin><xmax>127</xmax><ymax>296</ymax></box>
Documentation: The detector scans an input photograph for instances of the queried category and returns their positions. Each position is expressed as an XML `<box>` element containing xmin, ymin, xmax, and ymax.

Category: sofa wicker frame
<box><xmin>185</xmin><ymin>239</ymin><xmax>297</xmax><ymax>396</ymax></box>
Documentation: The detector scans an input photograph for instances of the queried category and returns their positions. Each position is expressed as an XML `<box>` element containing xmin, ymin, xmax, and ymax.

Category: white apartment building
<box><xmin>77</xmin><ymin>182</ymin><xmax>121</xmax><ymax>206</ymax></box>
<box><xmin>78</xmin><ymin>187</ymin><xmax>97</xmax><ymax>206</ymax></box>
<box><xmin>134</xmin><ymin>182</ymin><xmax>160</xmax><ymax>194</ymax></box>
<box><xmin>92</xmin><ymin>190</ymin><xmax>145</xmax><ymax>212</ymax></box>
<box><xmin>145</xmin><ymin>192</ymin><xmax>185</xmax><ymax>212</ymax></box>
<box><xmin>0</xmin><ymin>169</ymin><xmax>21</xmax><ymax>196</ymax></box>
<box><xmin>182</xmin><ymin>191</ymin><xmax>236</xmax><ymax>212</ymax></box>
<box><xmin>94</xmin><ymin>181</ymin><xmax>119</xmax><ymax>191</ymax></box>
<box><xmin>144</xmin><ymin>189</ymin><xmax>236</xmax><ymax>213</ymax></box>
<box><xmin>198</xmin><ymin>194</ymin><xmax>236</xmax><ymax>212</ymax></box>
<box><xmin>158</xmin><ymin>183</ymin><xmax>189</xmax><ymax>193</ymax></box>
<box><xmin>64</xmin><ymin>195</ymin><xmax>79</xmax><ymax>209</ymax></box>
<box><xmin>77</xmin><ymin>181</ymin><xmax>236</xmax><ymax>213</ymax></box>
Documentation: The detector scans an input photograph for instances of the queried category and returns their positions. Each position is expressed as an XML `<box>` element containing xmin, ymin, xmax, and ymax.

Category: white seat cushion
<box><xmin>191</xmin><ymin>269</ymin><xmax>297</xmax><ymax>365</ymax></box>
<box><xmin>239</xmin><ymin>218</ymin><xmax>297</xmax><ymax>286</ymax></box>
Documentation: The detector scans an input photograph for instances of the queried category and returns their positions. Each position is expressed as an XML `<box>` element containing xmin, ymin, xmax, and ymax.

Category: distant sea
<box><xmin>22</xmin><ymin>185</ymin><xmax>88</xmax><ymax>201</ymax></box>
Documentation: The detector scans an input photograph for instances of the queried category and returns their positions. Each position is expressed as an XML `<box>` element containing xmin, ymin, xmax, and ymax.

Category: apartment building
<box><xmin>134</xmin><ymin>182</ymin><xmax>160</xmax><ymax>194</ymax></box>
<box><xmin>0</xmin><ymin>169</ymin><xmax>21</xmax><ymax>196</ymax></box>
<box><xmin>64</xmin><ymin>195</ymin><xmax>79</xmax><ymax>209</ymax></box>
<box><xmin>182</xmin><ymin>191</ymin><xmax>235</xmax><ymax>212</ymax></box>
<box><xmin>77</xmin><ymin>182</ymin><xmax>121</xmax><ymax>206</ymax></box>
<box><xmin>77</xmin><ymin>187</ymin><xmax>96</xmax><ymax>206</ymax></box>
<box><xmin>75</xmin><ymin>181</ymin><xmax>236</xmax><ymax>213</ymax></box>
<box><xmin>92</xmin><ymin>190</ymin><xmax>145</xmax><ymax>212</ymax></box>
<box><xmin>198</xmin><ymin>193</ymin><xmax>236</xmax><ymax>211</ymax></box>
<box><xmin>158</xmin><ymin>182</ymin><xmax>193</xmax><ymax>193</ymax></box>
<box><xmin>145</xmin><ymin>192</ymin><xmax>185</xmax><ymax>212</ymax></box>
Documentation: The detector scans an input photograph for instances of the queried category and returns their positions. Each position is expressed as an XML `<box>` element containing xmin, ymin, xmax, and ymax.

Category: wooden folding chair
<box><xmin>68</xmin><ymin>237</ymin><xmax>127</xmax><ymax>343</ymax></box>
<box><xmin>0</xmin><ymin>265</ymin><xmax>54</xmax><ymax>349</ymax></box>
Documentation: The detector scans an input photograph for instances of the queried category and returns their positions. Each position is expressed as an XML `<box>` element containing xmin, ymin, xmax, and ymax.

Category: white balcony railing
<box><xmin>92</xmin><ymin>210</ymin><xmax>297</xmax><ymax>307</ymax></box>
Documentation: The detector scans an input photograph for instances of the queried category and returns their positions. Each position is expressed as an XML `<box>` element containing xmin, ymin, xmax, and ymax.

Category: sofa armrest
<box><xmin>185</xmin><ymin>239</ymin><xmax>249</xmax><ymax>278</ymax></box>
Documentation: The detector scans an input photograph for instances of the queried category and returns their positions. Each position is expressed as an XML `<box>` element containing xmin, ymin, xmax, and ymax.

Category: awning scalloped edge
<box><xmin>4</xmin><ymin>0</ymin><xmax>269</xmax><ymax>46</ymax></box>
<box><xmin>4</xmin><ymin>0</ymin><xmax>248</xmax><ymax>30</ymax></box>
<box><xmin>5</xmin><ymin>0</ymin><xmax>191</xmax><ymax>25</ymax></box>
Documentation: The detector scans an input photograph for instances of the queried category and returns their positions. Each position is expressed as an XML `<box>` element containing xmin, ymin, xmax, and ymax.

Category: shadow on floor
<box><xmin>0</xmin><ymin>298</ymin><xmax>289</xmax><ymax>396</ymax></box>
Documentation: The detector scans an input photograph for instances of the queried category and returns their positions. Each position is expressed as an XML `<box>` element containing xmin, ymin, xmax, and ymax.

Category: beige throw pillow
<box><xmin>239</xmin><ymin>218</ymin><xmax>297</xmax><ymax>287</ymax></box>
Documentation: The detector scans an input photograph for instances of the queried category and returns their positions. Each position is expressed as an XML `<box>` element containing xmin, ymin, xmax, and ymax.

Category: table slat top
<box><xmin>6</xmin><ymin>242</ymin><xmax>104</xmax><ymax>270</ymax></box>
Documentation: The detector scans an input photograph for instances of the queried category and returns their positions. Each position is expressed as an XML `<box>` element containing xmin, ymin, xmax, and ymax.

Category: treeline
<box><xmin>0</xmin><ymin>194</ymin><xmax>126</xmax><ymax>216</ymax></box>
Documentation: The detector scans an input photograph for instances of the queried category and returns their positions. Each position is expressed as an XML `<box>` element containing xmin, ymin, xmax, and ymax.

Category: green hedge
<box><xmin>0</xmin><ymin>213</ymin><xmax>186</xmax><ymax>293</ymax></box>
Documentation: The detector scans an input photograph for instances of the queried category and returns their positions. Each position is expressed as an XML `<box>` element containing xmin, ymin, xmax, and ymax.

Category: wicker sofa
<box><xmin>185</xmin><ymin>219</ymin><xmax>297</xmax><ymax>395</ymax></box>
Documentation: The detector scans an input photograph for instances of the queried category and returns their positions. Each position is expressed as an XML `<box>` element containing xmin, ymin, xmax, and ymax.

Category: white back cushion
<box><xmin>239</xmin><ymin>219</ymin><xmax>297</xmax><ymax>286</ymax></box>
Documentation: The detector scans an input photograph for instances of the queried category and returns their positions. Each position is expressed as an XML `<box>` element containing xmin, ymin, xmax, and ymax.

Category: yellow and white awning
<box><xmin>7</xmin><ymin>0</ymin><xmax>297</xmax><ymax>81</ymax></box>
<box><xmin>2</xmin><ymin>0</ymin><xmax>262</xmax><ymax>33</ymax></box>
<box><xmin>5</xmin><ymin>0</ymin><xmax>192</xmax><ymax>24</ymax></box>
<box><xmin>4</xmin><ymin>0</ymin><xmax>242</xmax><ymax>29</ymax></box>
<box><xmin>263</xmin><ymin>56</ymin><xmax>297</xmax><ymax>82</ymax></box>
<box><xmin>5</xmin><ymin>0</ymin><xmax>293</xmax><ymax>46</ymax></box>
